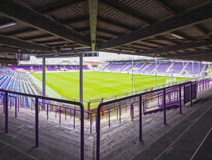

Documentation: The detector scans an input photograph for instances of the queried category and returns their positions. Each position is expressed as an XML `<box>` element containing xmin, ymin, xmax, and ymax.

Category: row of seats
<box><xmin>0</xmin><ymin>67</ymin><xmax>46</xmax><ymax>109</ymax></box>
<box><xmin>103</xmin><ymin>62</ymin><xmax>205</xmax><ymax>74</ymax></box>
<box><xmin>7</xmin><ymin>65</ymin><xmax>89</xmax><ymax>72</ymax></box>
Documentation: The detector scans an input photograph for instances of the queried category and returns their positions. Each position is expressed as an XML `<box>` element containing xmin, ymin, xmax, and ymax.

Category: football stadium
<box><xmin>1</xmin><ymin>0</ymin><xmax>212</xmax><ymax>160</ymax></box>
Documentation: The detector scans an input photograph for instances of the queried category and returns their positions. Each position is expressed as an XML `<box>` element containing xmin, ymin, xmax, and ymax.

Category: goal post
<box><xmin>166</xmin><ymin>78</ymin><xmax>176</xmax><ymax>84</ymax></box>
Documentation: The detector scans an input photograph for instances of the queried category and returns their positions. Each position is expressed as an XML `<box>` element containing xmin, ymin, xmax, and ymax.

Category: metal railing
<box><xmin>95</xmin><ymin>81</ymin><xmax>193</xmax><ymax>160</ymax></box>
<box><xmin>0</xmin><ymin>89</ymin><xmax>85</xmax><ymax>160</ymax></box>
<box><xmin>0</xmin><ymin>78</ymin><xmax>211</xmax><ymax>160</ymax></box>
<box><xmin>87</xmin><ymin>80</ymin><xmax>190</xmax><ymax>110</ymax></box>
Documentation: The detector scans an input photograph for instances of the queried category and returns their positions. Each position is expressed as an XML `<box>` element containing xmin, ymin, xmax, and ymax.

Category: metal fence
<box><xmin>0</xmin><ymin>89</ymin><xmax>85</xmax><ymax>160</ymax></box>
<box><xmin>95</xmin><ymin>81</ymin><xmax>196</xmax><ymax>160</ymax></box>
<box><xmin>87</xmin><ymin>80</ymin><xmax>190</xmax><ymax>112</ymax></box>
<box><xmin>0</xmin><ymin>78</ymin><xmax>211</xmax><ymax>160</ymax></box>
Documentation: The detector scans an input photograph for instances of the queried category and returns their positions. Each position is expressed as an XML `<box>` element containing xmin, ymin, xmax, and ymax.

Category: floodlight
<box><xmin>0</xmin><ymin>22</ymin><xmax>16</xmax><ymax>29</ymax></box>
<box><xmin>171</xmin><ymin>33</ymin><xmax>183</xmax><ymax>39</ymax></box>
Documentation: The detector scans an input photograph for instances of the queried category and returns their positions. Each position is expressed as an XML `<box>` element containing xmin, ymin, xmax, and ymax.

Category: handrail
<box><xmin>88</xmin><ymin>78</ymin><xmax>194</xmax><ymax>109</ymax></box>
<box><xmin>95</xmin><ymin>81</ymin><xmax>192</xmax><ymax>160</ymax></box>
<box><xmin>1</xmin><ymin>88</ymin><xmax>84</xmax><ymax>160</ymax></box>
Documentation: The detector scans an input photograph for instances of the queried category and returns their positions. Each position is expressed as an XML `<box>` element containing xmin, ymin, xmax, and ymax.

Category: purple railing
<box><xmin>0</xmin><ymin>78</ymin><xmax>211</xmax><ymax>160</ymax></box>
<box><xmin>196</xmin><ymin>79</ymin><xmax>210</xmax><ymax>93</ymax></box>
<box><xmin>38</xmin><ymin>101</ymin><xmax>93</xmax><ymax>133</ymax></box>
<box><xmin>96</xmin><ymin>86</ymin><xmax>183</xmax><ymax>131</ymax></box>
<box><xmin>95</xmin><ymin>81</ymin><xmax>194</xmax><ymax>160</ymax></box>
<box><xmin>0</xmin><ymin>89</ymin><xmax>85</xmax><ymax>160</ymax></box>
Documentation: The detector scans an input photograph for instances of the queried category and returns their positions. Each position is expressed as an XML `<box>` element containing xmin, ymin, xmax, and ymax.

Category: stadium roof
<box><xmin>1</xmin><ymin>0</ymin><xmax>212</xmax><ymax>63</ymax></box>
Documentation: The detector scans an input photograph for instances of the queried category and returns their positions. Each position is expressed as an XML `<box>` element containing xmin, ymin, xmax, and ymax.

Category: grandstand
<box><xmin>7</xmin><ymin>65</ymin><xmax>89</xmax><ymax>73</ymax></box>
<box><xmin>102</xmin><ymin>60</ymin><xmax>207</xmax><ymax>77</ymax></box>
<box><xmin>1</xmin><ymin>0</ymin><xmax>212</xmax><ymax>160</ymax></box>
<box><xmin>0</xmin><ymin>67</ymin><xmax>42</xmax><ymax>107</ymax></box>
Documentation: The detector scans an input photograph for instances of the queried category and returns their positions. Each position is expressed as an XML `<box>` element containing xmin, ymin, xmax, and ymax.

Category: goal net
<box><xmin>166</xmin><ymin>78</ymin><xmax>176</xmax><ymax>84</ymax></box>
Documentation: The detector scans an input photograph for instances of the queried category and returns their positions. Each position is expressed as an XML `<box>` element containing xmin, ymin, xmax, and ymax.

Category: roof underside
<box><xmin>0</xmin><ymin>0</ymin><xmax>212</xmax><ymax>63</ymax></box>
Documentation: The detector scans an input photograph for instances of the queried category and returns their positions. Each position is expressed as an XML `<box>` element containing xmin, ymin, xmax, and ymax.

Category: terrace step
<box><xmin>0</xmin><ymin>108</ymin><xmax>93</xmax><ymax>146</ymax></box>
<box><xmin>0</xmin><ymin>107</ymin><xmax>94</xmax><ymax>159</ymax></box>
<box><xmin>0</xmin><ymin>137</ymin><xmax>35</xmax><ymax>160</ymax></box>
<box><xmin>99</xmin><ymin>89</ymin><xmax>212</xmax><ymax>160</ymax></box>
<box><xmin>131</xmin><ymin>94</ymin><xmax>212</xmax><ymax>160</ymax></box>
<box><xmin>0</xmin><ymin>132</ymin><xmax>62</xmax><ymax>160</ymax></box>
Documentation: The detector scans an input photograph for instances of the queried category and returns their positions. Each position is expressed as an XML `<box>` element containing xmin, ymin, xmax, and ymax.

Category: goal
<box><xmin>166</xmin><ymin>78</ymin><xmax>176</xmax><ymax>84</ymax></box>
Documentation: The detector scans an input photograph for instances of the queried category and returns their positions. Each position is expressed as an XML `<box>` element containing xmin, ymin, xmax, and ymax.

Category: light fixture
<box><xmin>171</xmin><ymin>33</ymin><xmax>184</xmax><ymax>39</ymax></box>
<box><xmin>0</xmin><ymin>22</ymin><xmax>16</xmax><ymax>29</ymax></box>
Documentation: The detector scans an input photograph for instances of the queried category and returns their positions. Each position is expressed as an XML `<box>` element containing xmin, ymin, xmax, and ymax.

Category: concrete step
<box><xmin>100</xmin><ymin>90</ymin><xmax>212</xmax><ymax>160</ymax></box>
<box><xmin>0</xmin><ymin>113</ymin><xmax>93</xmax><ymax>151</ymax></box>
<box><xmin>111</xmin><ymin>91</ymin><xmax>212</xmax><ymax>160</ymax></box>
<box><xmin>0</xmin><ymin>125</ymin><xmax>84</xmax><ymax>160</ymax></box>
<box><xmin>192</xmin><ymin>128</ymin><xmax>212</xmax><ymax>160</ymax></box>
<box><xmin>1</xmin><ymin>106</ymin><xmax>92</xmax><ymax>140</ymax></box>
<box><xmin>0</xmin><ymin>108</ymin><xmax>94</xmax><ymax>159</ymax></box>
<box><xmin>0</xmin><ymin>138</ymin><xmax>35</xmax><ymax>160</ymax></box>
<box><xmin>0</xmin><ymin>132</ymin><xmax>62</xmax><ymax>160</ymax></box>
<box><xmin>130</xmin><ymin>95</ymin><xmax>212</xmax><ymax>160</ymax></box>
<box><xmin>156</xmin><ymin>105</ymin><xmax>212</xmax><ymax>160</ymax></box>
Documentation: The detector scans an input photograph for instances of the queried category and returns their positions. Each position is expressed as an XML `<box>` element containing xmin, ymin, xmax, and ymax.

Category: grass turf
<box><xmin>31</xmin><ymin>71</ymin><xmax>188</xmax><ymax>105</ymax></box>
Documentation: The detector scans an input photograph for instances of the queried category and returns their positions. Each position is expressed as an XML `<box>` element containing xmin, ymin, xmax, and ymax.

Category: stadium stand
<box><xmin>184</xmin><ymin>62</ymin><xmax>204</xmax><ymax>74</ymax></box>
<box><xmin>107</xmin><ymin>63</ymin><xmax>126</xmax><ymax>71</ymax></box>
<box><xmin>143</xmin><ymin>63</ymin><xmax>156</xmax><ymax>73</ymax></box>
<box><xmin>32</xmin><ymin>66</ymin><xmax>43</xmax><ymax>72</ymax></box>
<box><xmin>157</xmin><ymin>62</ymin><xmax>172</xmax><ymax>72</ymax></box>
<box><xmin>101</xmin><ymin>63</ymin><xmax>113</xmax><ymax>71</ymax></box>
<box><xmin>136</xmin><ymin>63</ymin><xmax>149</xmax><ymax>73</ymax></box>
<box><xmin>171</xmin><ymin>62</ymin><xmax>185</xmax><ymax>73</ymax></box>
<box><xmin>101</xmin><ymin>61</ymin><xmax>207</xmax><ymax>77</ymax></box>
<box><xmin>119</xmin><ymin>63</ymin><xmax>130</xmax><ymax>72</ymax></box>
<box><xmin>124</xmin><ymin>63</ymin><xmax>137</xmax><ymax>72</ymax></box>
<box><xmin>66</xmin><ymin>65</ymin><xmax>72</xmax><ymax>70</ymax></box>
<box><xmin>47</xmin><ymin>65</ymin><xmax>56</xmax><ymax>71</ymax></box>
<box><xmin>134</xmin><ymin>62</ymin><xmax>144</xmax><ymax>69</ymax></box>
<box><xmin>7</xmin><ymin>65</ymin><xmax>89</xmax><ymax>72</ymax></box>
<box><xmin>1</xmin><ymin>0</ymin><xmax>212</xmax><ymax>159</ymax></box>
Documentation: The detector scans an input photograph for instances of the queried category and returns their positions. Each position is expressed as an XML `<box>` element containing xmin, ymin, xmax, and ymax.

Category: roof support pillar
<box><xmin>42</xmin><ymin>58</ymin><xmax>46</xmax><ymax>109</ymax></box>
<box><xmin>80</xmin><ymin>55</ymin><xmax>83</xmax><ymax>103</ymax></box>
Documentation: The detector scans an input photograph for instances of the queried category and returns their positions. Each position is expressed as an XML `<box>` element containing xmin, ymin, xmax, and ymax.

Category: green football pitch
<box><xmin>31</xmin><ymin>71</ymin><xmax>188</xmax><ymax>103</ymax></box>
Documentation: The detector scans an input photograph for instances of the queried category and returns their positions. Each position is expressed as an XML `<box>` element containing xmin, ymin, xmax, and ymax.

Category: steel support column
<box><xmin>190</xmin><ymin>82</ymin><xmax>192</xmax><ymax>107</ymax></box>
<box><xmin>80</xmin><ymin>55</ymin><xmax>83</xmax><ymax>103</ymax></box>
<box><xmin>163</xmin><ymin>89</ymin><xmax>166</xmax><ymax>125</ymax></box>
<box><xmin>42</xmin><ymin>58</ymin><xmax>46</xmax><ymax>97</ymax></box>
<box><xmin>5</xmin><ymin>92</ymin><xmax>8</xmax><ymax>133</ymax></box>
<box><xmin>179</xmin><ymin>85</ymin><xmax>182</xmax><ymax>114</ymax></box>
<box><xmin>35</xmin><ymin>97</ymin><xmax>39</xmax><ymax>147</ymax></box>
<box><xmin>42</xmin><ymin>58</ymin><xmax>46</xmax><ymax>109</ymax></box>
<box><xmin>139</xmin><ymin>95</ymin><xmax>142</xmax><ymax>141</ymax></box>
